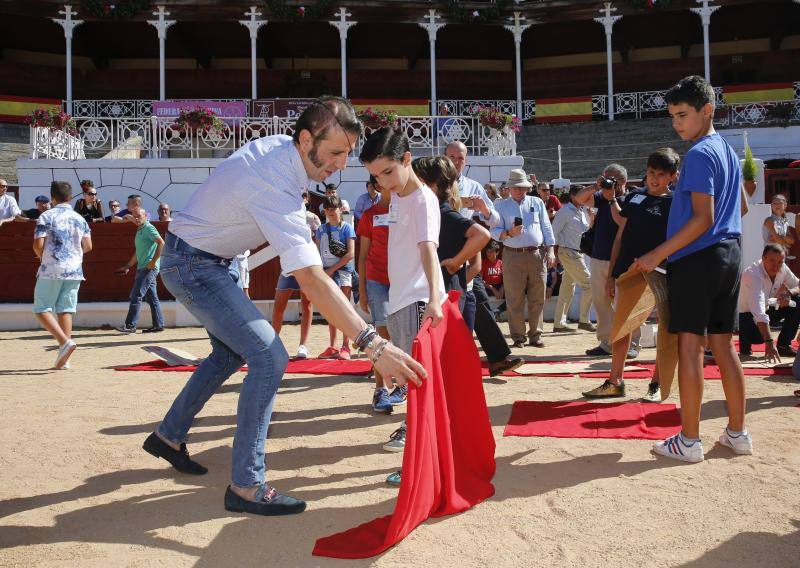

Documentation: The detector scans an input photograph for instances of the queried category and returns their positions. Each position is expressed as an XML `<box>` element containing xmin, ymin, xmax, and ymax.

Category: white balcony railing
<box><xmin>35</xmin><ymin>115</ymin><xmax>515</xmax><ymax>160</ymax></box>
<box><xmin>30</xmin><ymin>127</ymin><xmax>86</xmax><ymax>160</ymax></box>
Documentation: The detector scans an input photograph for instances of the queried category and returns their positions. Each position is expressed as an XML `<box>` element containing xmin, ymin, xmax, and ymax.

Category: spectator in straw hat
<box><xmin>491</xmin><ymin>168</ymin><xmax>556</xmax><ymax>348</ymax></box>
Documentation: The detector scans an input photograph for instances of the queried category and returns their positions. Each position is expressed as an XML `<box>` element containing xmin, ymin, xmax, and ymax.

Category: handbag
<box><xmin>326</xmin><ymin>223</ymin><xmax>348</xmax><ymax>258</ymax></box>
<box><xmin>579</xmin><ymin>226</ymin><xmax>595</xmax><ymax>256</ymax></box>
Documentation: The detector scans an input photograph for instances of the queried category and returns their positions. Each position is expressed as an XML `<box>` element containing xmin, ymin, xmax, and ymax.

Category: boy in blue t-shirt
<box><xmin>316</xmin><ymin>195</ymin><xmax>357</xmax><ymax>360</ymax></box>
<box><xmin>631</xmin><ymin>75</ymin><xmax>752</xmax><ymax>463</ymax></box>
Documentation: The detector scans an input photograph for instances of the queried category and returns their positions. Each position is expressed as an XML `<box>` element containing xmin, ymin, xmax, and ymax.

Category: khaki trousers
<box><xmin>503</xmin><ymin>247</ymin><xmax>547</xmax><ymax>343</ymax></box>
<box><xmin>590</xmin><ymin>257</ymin><xmax>639</xmax><ymax>352</ymax></box>
<box><xmin>554</xmin><ymin>248</ymin><xmax>593</xmax><ymax>326</ymax></box>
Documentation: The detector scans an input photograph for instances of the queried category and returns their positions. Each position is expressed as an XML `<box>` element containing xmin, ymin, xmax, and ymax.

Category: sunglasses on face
<box><xmin>85</xmin><ymin>192</ymin><xmax>97</xmax><ymax>196</ymax></box>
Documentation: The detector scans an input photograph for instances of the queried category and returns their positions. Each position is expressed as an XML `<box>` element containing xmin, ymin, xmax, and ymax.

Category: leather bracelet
<box><xmin>369</xmin><ymin>339</ymin><xmax>389</xmax><ymax>364</ymax></box>
<box><xmin>354</xmin><ymin>325</ymin><xmax>377</xmax><ymax>351</ymax></box>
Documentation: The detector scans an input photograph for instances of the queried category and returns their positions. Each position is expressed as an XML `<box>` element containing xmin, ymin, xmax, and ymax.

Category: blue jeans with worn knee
<box><xmin>125</xmin><ymin>268</ymin><xmax>165</xmax><ymax>329</ymax></box>
<box><xmin>157</xmin><ymin>240</ymin><xmax>289</xmax><ymax>488</ymax></box>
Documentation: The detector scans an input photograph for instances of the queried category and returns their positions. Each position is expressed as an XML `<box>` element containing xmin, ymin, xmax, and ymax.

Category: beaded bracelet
<box><xmin>354</xmin><ymin>325</ymin><xmax>377</xmax><ymax>351</ymax></box>
<box><xmin>369</xmin><ymin>339</ymin><xmax>389</xmax><ymax>364</ymax></box>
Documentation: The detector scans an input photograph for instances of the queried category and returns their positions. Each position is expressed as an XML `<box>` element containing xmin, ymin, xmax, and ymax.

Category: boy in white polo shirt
<box><xmin>359</xmin><ymin>127</ymin><xmax>446</xmax><ymax>470</ymax></box>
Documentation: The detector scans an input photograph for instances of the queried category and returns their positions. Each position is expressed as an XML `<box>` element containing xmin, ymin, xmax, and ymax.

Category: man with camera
<box><xmin>576</xmin><ymin>164</ymin><xmax>640</xmax><ymax>358</ymax></box>
<box><xmin>492</xmin><ymin>169</ymin><xmax>556</xmax><ymax>348</ymax></box>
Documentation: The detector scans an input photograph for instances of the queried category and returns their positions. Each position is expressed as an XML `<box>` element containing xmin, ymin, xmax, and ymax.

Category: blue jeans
<box><xmin>157</xmin><ymin>234</ymin><xmax>289</xmax><ymax>488</ymax></box>
<box><xmin>125</xmin><ymin>268</ymin><xmax>165</xmax><ymax>328</ymax></box>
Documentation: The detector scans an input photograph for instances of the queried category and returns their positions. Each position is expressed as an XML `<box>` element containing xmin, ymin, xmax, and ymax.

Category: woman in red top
<box><xmin>357</xmin><ymin>182</ymin><xmax>405</xmax><ymax>413</ymax></box>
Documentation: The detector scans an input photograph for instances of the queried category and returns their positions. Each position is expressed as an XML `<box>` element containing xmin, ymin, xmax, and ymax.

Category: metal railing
<box><xmin>31</xmin><ymin>115</ymin><xmax>516</xmax><ymax>160</ymax></box>
<box><xmin>437</xmin><ymin>99</ymin><xmax>536</xmax><ymax>121</ymax></box>
<box><xmin>30</xmin><ymin>127</ymin><xmax>85</xmax><ymax>160</ymax></box>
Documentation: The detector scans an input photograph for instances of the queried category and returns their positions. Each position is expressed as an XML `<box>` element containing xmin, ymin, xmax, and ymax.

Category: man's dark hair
<box><xmin>325</xmin><ymin>183</ymin><xmax>337</xmax><ymax>192</ymax></box>
<box><xmin>80</xmin><ymin>179</ymin><xmax>94</xmax><ymax>188</ymax></box>
<box><xmin>292</xmin><ymin>96</ymin><xmax>363</xmax><ymax>144</ymax></box>
<box><xmin>568</xmin><ymin>184</ymin><xmax>586</xmax><ymax>197</ymax></box>
<box><xmin>51</xmin><ymin>181</ymin><xmax>72</xmax><ymax>202</ymax></box>
<box><xmin>323</xmin><ymin>195</ymin><xmax>342</xmax><ymax>210</ymax></box>
<box><xmin>366</xmin><ymin>174</ymin><xmax>378</xmax><ymax>187</ymax></box>
<box><xmin>647</xmin><ymin>147</ymin><xmax>681</xmax><ymax>174</ymax></box>
<box><xmin>128</xmin><ymin>194</ymin><xmax>142</xmax><ymax>203</ymax></box>
<box><xmin>359</xmin><ymin>127</ymin><xmax>410</xmax><ymax>164</ymax></box>
<box><xmin>485</xmin><ymin>239</ymin><xmax>501</xmax><ymax>253</ymax></box>
<box><xmin>665</xmin><ymin>75</ymin><xmax>716</xmax><ymax>111</ymax></box>
<box><xmin>763</xmin><ymin>243</ymin><xmax>786</xmax><ymax>257</ymax></box>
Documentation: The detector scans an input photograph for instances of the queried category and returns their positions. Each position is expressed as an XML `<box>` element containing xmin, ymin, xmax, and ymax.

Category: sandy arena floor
<box><xmin>0</xmin><ymin>322</ymin><xmax>798</xmax><ymax>567</ymax></box>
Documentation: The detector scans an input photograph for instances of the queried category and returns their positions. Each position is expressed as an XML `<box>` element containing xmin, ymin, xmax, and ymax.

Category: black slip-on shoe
<box><xmin>142</xmin><ymin>326</ymin><xmax>165</xmax><ymax>333</ymax></box>
<box><xmin>143</xmin><ymin>432</ymin><xmax>208</xmax><ymax>475</ymax></box>
<box><xmin>224</xmin><ymin>485</ymin><xmax>306</xmax><ymax>516</ymax></box>
<box><xmin>585</xmin><ymin>346</ymin><xmax>610</xmax><ymax>357</ymax></box>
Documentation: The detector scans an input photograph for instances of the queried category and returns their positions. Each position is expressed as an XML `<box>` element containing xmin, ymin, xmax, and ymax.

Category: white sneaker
<box><xmin>642</xmin><ymin>382</ymin><xmax>662</xmax><ymax>403</ymax></box>
<box><xmin>53</xmin><ymin>340</ymin><xmax>76</xmax><ymax>369</ymax></box>
<box><xmin>295</xmin><ymin>345</ymin><xmax>309</xmax><ymax>359</ymax></box>
<box><xmin>653</xmin><ymin>433</ymin><xmax>704</xmax><ymax>463</ymax></box>
<box><xmin>719</xmin><ymin>428</ymin><xmax>753</xmax><ymax>455</ymax></box>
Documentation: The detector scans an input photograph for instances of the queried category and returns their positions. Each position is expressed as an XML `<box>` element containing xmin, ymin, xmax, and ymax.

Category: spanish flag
<box><xmin>0</xmin><ymin>95</ymin><xmax>61</xmax><ymax>124</ymax></box>
<box><xmin>535</xmin><ymin>96</ymin><xmax>593</xmax><ymax>124</ymax></box>
<box><xmin>723</xmin><ymin>83</ymin><xmax>795</xmax><ymax>105</ymax></box>
<box><xmin>352</xmin><ymin>99</ymin><xmax>430</xmax><ymax>117</ymax></box>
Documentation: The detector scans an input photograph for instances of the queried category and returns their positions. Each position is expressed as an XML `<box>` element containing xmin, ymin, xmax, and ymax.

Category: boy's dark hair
<box><xmin>411</xmin><ymin>156</ymin><xmax>458</xmax><ymax>204</ymax></box>
<box><xmin>292</xmin><ymin>96</ymin><xmax>363</xmax><ymax>144</ymax></box>
<box><xmin>359</xmin><ymin>127</ymin><xmax>410</xmax><ymax>164</ymax></box>
<box><xmin>485</xmin><ymin>239</ymin><xmax>501</xmax><ymax>253</ymax></box>
<box><xmin>80</xmin><ymin>179</ymin><xmax>94</xmax><ymax>188</ymax></box>
<box><xmin>323</xmin><ymin>195</ymin><xmax>342</xmax><ymax>210</ymax></box>
<box><xmin>367</xmin><ymin>174</ymin><xmax>377</xmax><ymax>187</ymax></box>
<box><xmin>51</xmin><ymin>181</ymin><xmax>72</xmax><ymax>202</ymax></box>
<box><xmin>568</xmin><ymin>184</ymin><xmax>586</xmax><ymax>197</ymax></box>
<box><xmin>763</xmin><ymin>243</ymin><xmax>786</xmax><ymax>257</ymax></box>
<box><xmin>665</xmin><ymin>75</ymin><xmax>716</xmax><ymax>111</ymax></box>
<box><xmin>647</xmin><ymin>147</ymin><xmax>681</xmax><ymax>173</ymax></box>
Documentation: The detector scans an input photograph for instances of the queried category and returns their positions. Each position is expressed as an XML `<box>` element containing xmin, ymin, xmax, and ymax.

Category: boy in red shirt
<box><xmin>358</xmin><ymin>179</ymin><xmax>406</xmax><ymax>413</ymax></box>
<box><xmin>481</xmin><ymin>240</ymin><xmax>506</xmax><ymax>316</ymax></box>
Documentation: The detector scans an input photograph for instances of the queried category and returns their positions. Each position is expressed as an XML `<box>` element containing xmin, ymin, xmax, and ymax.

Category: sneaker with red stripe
<box><xmin>653</xmin><ymin>433</ymin><xmax>704</xmax><ymax>463</ymax></box>
<box><xmin>318</xmin><ymin>346</ymin><xmax>340</xmax><ymax>359</ymax></box>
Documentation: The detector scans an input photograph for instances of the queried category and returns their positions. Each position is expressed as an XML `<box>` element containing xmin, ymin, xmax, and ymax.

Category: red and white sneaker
<box><xmin>318</xmin><ymin>346</ymin><xmax>340</xmax><ymax>359</ymax></box>
<box><xmin>338</xmin><ymin>346</ymin><xmax>351</xmax><ymax>360</ymax></box>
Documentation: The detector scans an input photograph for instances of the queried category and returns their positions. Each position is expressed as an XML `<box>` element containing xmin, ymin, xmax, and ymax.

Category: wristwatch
<box><xmin>607</xmin><ymin>196</ymin><xmax>617</xmax><ymax>204</ymax></box>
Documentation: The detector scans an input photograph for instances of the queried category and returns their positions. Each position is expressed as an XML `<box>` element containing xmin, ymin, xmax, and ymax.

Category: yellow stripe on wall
<box><xmin>723</xmin><ymin>88</ymin><xmax>795</xmax><ymax>104</ymax></box>
<box><xmin>535</xmin><ymin>101</ymin><xmax>593</xmax><ymax>118</ymax></box>
<box><xmin>0</xmin><ymin>100</ymin><xmax>60</xmax><ymax>116</ymax></box>
<box><xmin>353</xmin><ymin>103</ymin><xmax>429</xmax><ymax>116</ymax></box>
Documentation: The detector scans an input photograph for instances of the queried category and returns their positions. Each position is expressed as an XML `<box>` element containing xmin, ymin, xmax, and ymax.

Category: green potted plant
<box><xmin>742</xmin><ymin>143</ymin><xmax>757</xmax><ymax>197</ymax></box>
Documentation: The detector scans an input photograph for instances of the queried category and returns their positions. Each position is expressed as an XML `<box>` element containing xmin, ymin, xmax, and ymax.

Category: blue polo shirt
<box><xmin>666</xmin><ymin>133</ymin><xmax>741</xmax><ymax>262</ymax></box>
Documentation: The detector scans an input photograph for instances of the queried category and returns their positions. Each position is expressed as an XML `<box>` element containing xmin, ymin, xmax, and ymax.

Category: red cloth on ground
<box><xmin>504</xmin><ymin>400</ymin><xmax>681</xmax><ymax>440</ymax></box>
<box><xmin>114</xmin><ymin>358</ymin><xmax>373</xmax><ymax>375</ymax></box>
<box><xmin>356</xmin><ymin>203</ymin><xmax>390</xmax><ymax>285</ymax></box>
<box><xmin>734</xmin><ymin>339</ymin><xmax>799</xmax><ymax>353</ymax></box>
<box><xmin>313</xmin><ymin>291</ymin><xmax>496</xmax><ymax>559</ymax></box>
<box><xmin>579</xmin><ymin>363</ymin><xmax>793</xmax><ymax>379</ymax></box>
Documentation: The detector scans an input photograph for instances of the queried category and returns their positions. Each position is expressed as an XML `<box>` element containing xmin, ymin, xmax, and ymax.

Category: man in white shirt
<box><xmin>445</xmin><ymin>141</ymin><xmax>499</xmax><ymax>227</ymax></box>
<box><xmin>143</xmin><ymin>97</ymin><xmax>426</xmax><ymax>518</ymax></box>
<box><xmin>0</xmin><ymin>179</ymin><xmax>21</xmax><ymax>226</ymax></box>
<box><xmin>738</xmin><ymin>243</ymin><xmax>800</xmax><ymax>359</ymax></box>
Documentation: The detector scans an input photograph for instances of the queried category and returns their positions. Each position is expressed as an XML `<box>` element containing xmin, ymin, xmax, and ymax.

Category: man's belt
<box><xmin>504</xmin><ymin>245</ymin><xmax>543</xmax><ymax>253</ymax></box>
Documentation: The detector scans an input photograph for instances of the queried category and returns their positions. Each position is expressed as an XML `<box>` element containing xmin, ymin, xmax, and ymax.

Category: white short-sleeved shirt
<box><xmin>34</xmin><ymin>203</ymin><xmax>91</xmax><ymax>280</ymax></box>
<box><xmin>387</xmin><ymin>185</ymin><xmax>446</xmax><ymax>315</ymax></box>
<box><xmin>168</xmin><ymin>135</ymin><xmax>322</xmax><ymax>274</ymax></box>
<box><xmin>0</xmin><ymin>193</ymin><xmax>21</xmax><ymax>221</ymax></box>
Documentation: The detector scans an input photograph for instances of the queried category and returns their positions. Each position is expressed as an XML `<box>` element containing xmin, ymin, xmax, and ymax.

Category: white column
<box><xmin>329</xmin><ymin>8</ymin><xmax>356</xmax><ymax>98</ymax></box>
<box><xmin>148</xmin><ymin>6</ymin><xmax>176</xmax><ymax>101</ymax></box>
<box><xmin>418</xmin><ymin>10</ymin><xmax>445</xmax><ymax>115</ymax></box>
<box><xmin>53</xmin><ymin>5</ymin><xmax>83</xmax><ymax>115</ymax></box>
<box><xmin>504</xmin><ymin>11</ymin><xmax>532</xmax><ymax>120</ymax></box>
<box><xmin>594</xmin><ymin>2</ymin><xmax>622</xmax><ymax>121</ymax></box>
<box><xmin>690</xmin><ymin>0</ymin><xmax>719</xmax><ymax>83</ymax></box>
<box><xmin>240</xmin><ymin>6</ymin><xmax>268</xmax><ymax>100</ymax></box>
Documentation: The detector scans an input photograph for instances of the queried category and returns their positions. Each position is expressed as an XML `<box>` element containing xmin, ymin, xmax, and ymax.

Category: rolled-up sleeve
<box><xmin>742</xmin><ymin>270</ymin><xmax>769</xmax><ymax>324</ymax></box>
<box><xmin>539</xmin><ymin>199</ymin><xmax>556</xmax><ymax>246</ymax></box>
<box><xmin>250</xmin><ymin>193</ymin><xmax>322</xmax><ymax>274</ymax></box>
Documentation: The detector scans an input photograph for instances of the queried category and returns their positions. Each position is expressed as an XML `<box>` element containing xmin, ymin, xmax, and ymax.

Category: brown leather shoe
<box><xmin>488</xmin><ymin>356</ymin><xmax>524</xmax><ymax>377</ymax></box>
<box><xmin>510</xmin><ymin>339</ymin><xmax>526</xmax><ymax>349</ymax></box>
<box><xmin>529</xmin><ymin>339</ymin><xmax>545</xmax><ymax>348</ymax></box>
